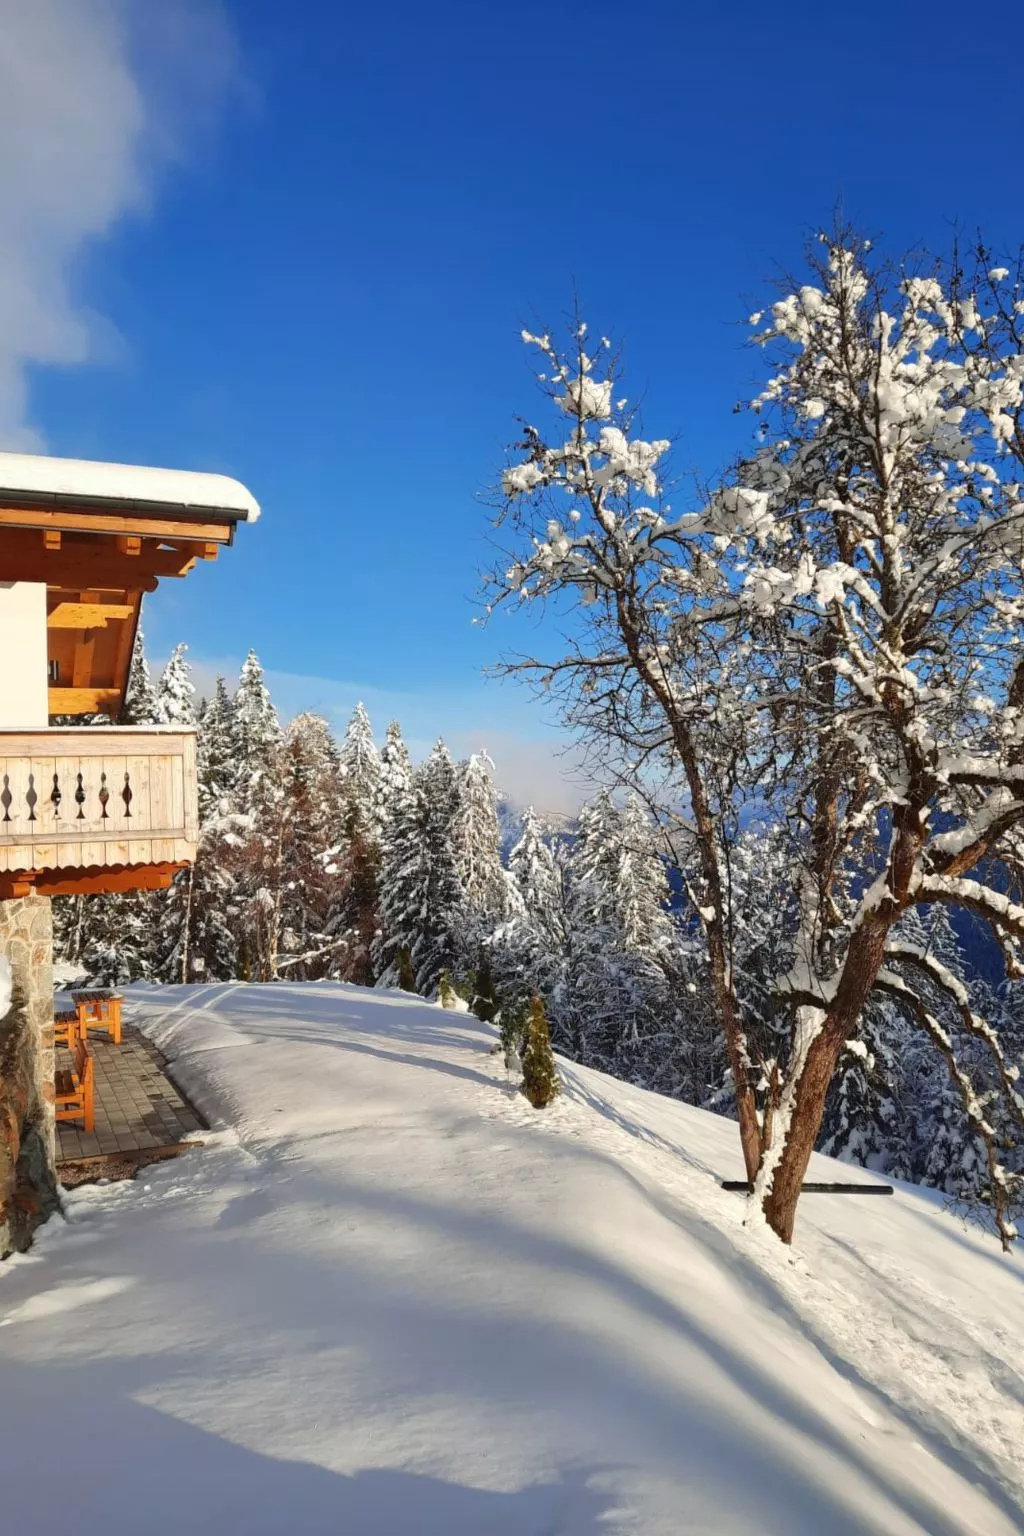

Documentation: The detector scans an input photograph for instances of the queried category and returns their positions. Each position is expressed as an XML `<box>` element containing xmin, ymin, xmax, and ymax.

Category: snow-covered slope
<box><xmin>2</xmin><ymin>983</ymin><xmax>1022</xmax><ymax>1535</ymax></box>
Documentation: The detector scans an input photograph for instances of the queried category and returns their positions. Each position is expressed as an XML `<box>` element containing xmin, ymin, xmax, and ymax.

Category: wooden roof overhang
<box><xmin>0</xmin><ymin>481</ymin><xmax>248</xmax><ymax>719</ymax></box>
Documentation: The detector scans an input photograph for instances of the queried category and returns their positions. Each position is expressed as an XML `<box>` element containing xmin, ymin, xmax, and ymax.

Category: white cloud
<box><xmin>448</xmin><ymin>729</ymin><xmax>593</xmax><ymax>818</ymax></box>
<box><xmin>0</xmin><ymin>0</ymin><xmax>241</xmax><ymax>448</ymax></box>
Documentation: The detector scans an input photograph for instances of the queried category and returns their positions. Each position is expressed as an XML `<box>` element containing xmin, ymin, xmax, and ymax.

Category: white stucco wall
<box><xmin>0</xmin><ymin>583</ymin><xmax>48</xmax><ymax>727</ymax></box>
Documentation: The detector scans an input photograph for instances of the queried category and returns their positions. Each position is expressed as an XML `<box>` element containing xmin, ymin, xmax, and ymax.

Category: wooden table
<box><xmin>71</xmin><ymin>989</ymin><xmax>124</xmax><ymax>1046</ymax></box>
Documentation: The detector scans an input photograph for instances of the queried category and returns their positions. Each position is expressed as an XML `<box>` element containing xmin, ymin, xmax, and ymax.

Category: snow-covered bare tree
<box><xmin>489</xmin><ymin>312</ymin><xmax>766</xmax><ymax>1205</ymax></box>
<box><xmin>489</xmin><ymin>238</ymin><xmax>1024</xmax><ymax>1248</ymax></box>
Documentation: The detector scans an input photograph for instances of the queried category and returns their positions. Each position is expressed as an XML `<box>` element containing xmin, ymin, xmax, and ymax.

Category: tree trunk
<box><xmin>618</xmin><ymin>607</ymin><xmax>762</xmax><ymax>1181</ymax></box>
<box><xmin>672</xmin><ymin>723</ymin><xmax>762</xmax><ymax>1182</ymax></box>
<box><xmin>760</xmin><ymin>1027</ymin><xmax>847</xmax><ymax>1241</ymax></box>
<box><xmin>761</xmin><ymin>914</ymin><xmax>892</xmax><ymax>1241</ymax></box>
<box><xmin>180</xmin><ymin>865</ymin><xmax>194</xmax><ymax>984</ymax></box>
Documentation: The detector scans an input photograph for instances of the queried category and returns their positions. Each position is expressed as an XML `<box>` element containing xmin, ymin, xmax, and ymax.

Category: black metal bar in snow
<box><xmin>720</xmin><ymin>1180</ymin><xmax>894</xmax><ymax>1195</ymax></box>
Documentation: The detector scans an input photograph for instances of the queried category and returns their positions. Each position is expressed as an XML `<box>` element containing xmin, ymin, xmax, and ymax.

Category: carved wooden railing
<box><xmin>0</xmin><ymin>727</ymin><xmax>198</xmax><ymax>876</ymax></box>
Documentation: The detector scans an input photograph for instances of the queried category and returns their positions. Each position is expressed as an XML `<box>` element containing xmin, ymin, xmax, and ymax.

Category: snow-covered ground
<box><xmin>2</xmin><ymin>983</ymin><xmax>1022</xmax><ymax>1534</ymax></box>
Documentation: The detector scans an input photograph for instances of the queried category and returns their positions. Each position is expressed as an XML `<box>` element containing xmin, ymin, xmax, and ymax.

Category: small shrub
<box><xmin>438</xmin><ymin>969</ymin><xmax>458</xmax><ymax>1009</ymax></box>
<box><xmin>397</xmin><ymin>948</ymin><xmax>416</xmax><ymax>993</ymax></box>
<box><xmin>521</xmin><ymin>994</ymin><xmax>560</xmax><ymax>1108</ymax></box>
<box><xmin>498</xmin><ymin>997</ymin><xmax>528</xmax><ymax>1072</ymax></box>
<box><xmin>470</xmin><ymin>951</ymin><xmax>499</xmax><ymax>1024</ymax></box>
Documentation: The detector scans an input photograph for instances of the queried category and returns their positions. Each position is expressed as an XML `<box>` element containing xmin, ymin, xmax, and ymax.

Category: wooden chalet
<box><xmin>0</xmin><ymin>450</ymin><xmax>257</xmax><ymax>1258</ymax></box>
<box><xmin>0</xmin><ymin>450</ymin><xmax>259</xmax><ymax>898</ymax></box>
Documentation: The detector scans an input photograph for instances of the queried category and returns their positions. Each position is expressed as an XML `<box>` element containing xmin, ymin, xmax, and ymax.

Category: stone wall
<box><xmin>0</xmin><ymin>895</ymin><xmax>58</xmax><ymax>1259</ymax></box>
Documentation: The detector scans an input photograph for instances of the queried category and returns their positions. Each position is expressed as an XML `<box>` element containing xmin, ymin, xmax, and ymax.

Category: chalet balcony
<box><xmin>0</xmin><ymin>726</ymin><xmax>198</xmax><ymax>898</ymax></box>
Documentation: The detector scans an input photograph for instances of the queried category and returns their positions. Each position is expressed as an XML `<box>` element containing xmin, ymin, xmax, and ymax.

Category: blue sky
<box><xmin>6</xmin><ymin>0</ymin><xmax>1024</xmax><ymax>807</ymax></box>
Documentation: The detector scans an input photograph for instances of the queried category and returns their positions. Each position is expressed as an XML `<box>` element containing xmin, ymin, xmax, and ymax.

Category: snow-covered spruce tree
<box><xmin>157</xmin><ymin>643</ymin><xmax>196</xmax><ymax>726</ymax></box>
<box><xmin>617</xmin><ymin>793</ymin><xmax>676</xmax><ymax>957</ymax></box>
<box><xmin>233</xmin><ymin>650</ymin><xmax>284</xmax><ymax>818</ymax></box>
<box><xmin>818</xmin><ymin>995</ymin><xmax>910</xmax><ymax>1176</ymax></box>
<box><xmin>493</xmin><ymin>802</ymin><xmax>623</xmax><ymax>1073</ymax></box>
<box><xmin>55</xmin><ymin>624</ymin><xmax>167</xmax><ymax>982</ymax></box>
<box><xmin>156</xmin><ymin>675</ymin><xmax>246</xmax><ymax>983</ymax></box>
<box><xmin>572</xmin><ymin>790</ymin><xmax>674</xmax><ymax>959</ymax></box>
<box><xmin>687</xmin><ymin>818</ymin><xmax>800</xmax><ymax>1120</ymax></box>
<box><xmin>275</xmin><ymin>713</ymin><xmax>344</xmax><ymax>980</ymax></box>
<box><xmin>372</xmin><ymin>722</ymin><xmax>418</xmax><ymax>985</ymax></box>
<box><xmin>410</xmin><ymin>740</ymin><xmax>465</xmax><ymax>994</ymax></box>
<box><xmin>521</xmin><ymin>995</ymin><xmax>560</xmax><ymax>1107</ymax></box>
<box><xmin>228</xmin><ymin>650</ymin><xmax>286</xmax><ymax>980</ymax></box>
<box><xmin>154</xmin><ymin>843</ymin><xmax>238</xmax><ymax>984</ymax></box>
<box><xmin>62</xmin><ymin>890</ymin><xmax>158</xmax><ymax>987</ymax></box>
<box><xmin>326</xmin><ymin>823</ymin><xmax>381</xmax><ymax>987</ymax></box>
<box><xmin>374</xmin><ymin>738</ymin><xmax>464</xmax><ymax>995</ymax></box>
<box><xmin>120</xmin><ymin>625</ymin><xmax>161</xmax><ymax>724</ymax></box>
<box><xmin>490</xmin><ymin>806</ymin><xmax>568</xmax><ymax>1021</ymax></box>
<box><xmin>325</xmin><ymin>705</ymin><xmax>383</xmax><ymax>983</ymax></box>
<box><xmin>885</xmin><ymin>907</ymin><xmax>1024</xmax><ymax>1223</ymax></box>
<box><xmin>339</xmin><ymin>702</ymin><xmax>383</xmax><ymax>844</ymax></box>
<box><xmin>568</xmin><ymin>791</ymin><xmax>623</xmax><ymax>935</ymax></box>
<box><xmin>373</xmin><ymin>719</ymin><xmax>409</xmax><ymax>840</ymax></box>
<box><xmin>556</xmin><ymin>791</ymin><xmax>675</xmax><ymax>1076</ymax></box>
<box><xmin>196</xmin><ymin>676</ymin><xmax>239</xmax><ymax>822</ymax></box>
<box><xmin>489</xmin><ymin>244</ymin><xmax>1024</xmax><ymax>1248</ymax></box>
<box><xmin>453</xmin><ymin>751</ymin><xmax>510</xmax><ymax>950</ymax></box>
<box><xmin>149</xmin><ymin>644</ymin><xmax>199</xmax><ymax>979</ymax></box>
<box><xmin>506</xmin><ymin>806</ymin><xmax>562</xmax><ymax>945</ymax></box>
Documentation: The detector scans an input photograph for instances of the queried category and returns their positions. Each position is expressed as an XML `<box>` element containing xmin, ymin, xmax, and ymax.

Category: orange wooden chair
<box><xmin>53</xmin><ymin>1008</ymin><xmax>80</xmax><ymax>1049</ymax></box>
<box><xmin>54</xmin><ymin>1040</ymin><xmax>95</xmax><ymax>1133</ymax></box>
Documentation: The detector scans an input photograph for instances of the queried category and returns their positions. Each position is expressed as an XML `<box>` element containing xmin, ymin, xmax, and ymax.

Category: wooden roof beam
<box><xmin>0</xmin><ymin>529</ymin><xmax>210</xmax><ymax>587</ymax></box>
<box><xmin>0</xmin><ymin>505</ymin><xmax>233</xmax><ymax>544</ymax></box>
<box><xmin>47</xmin><ymin>602</ymin><xmax>136</xmax><ymax>629</ymax></box>
<box><xmin>47</xmin><ymin>686</ymin><xmax>124</xmax><ymax>715</ymax></box>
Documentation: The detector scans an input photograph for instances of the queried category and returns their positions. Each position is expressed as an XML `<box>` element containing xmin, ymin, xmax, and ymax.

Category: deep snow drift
<box><xmin>1</xmin><ymin>982</ymin><xmax>1022</xmax><ymax>1534</ymax></box>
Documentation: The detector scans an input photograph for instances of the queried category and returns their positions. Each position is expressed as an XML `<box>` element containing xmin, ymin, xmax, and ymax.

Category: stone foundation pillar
<box><xmin>0</xmin><ymin>894</ymin><xmax>59</xmax><ymax>1258</ymax></box>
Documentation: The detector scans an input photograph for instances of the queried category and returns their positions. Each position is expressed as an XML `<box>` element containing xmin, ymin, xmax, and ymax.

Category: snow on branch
<box><xmin>885</xmin><ymin>941</ymin><xmax>1024</xmax><ymax>1119</ymax></box>
<box><xmin>873</xmin><ymin>967</ymin><xmax>1022</xmax><ymax>1250</ymax></box>
<box><xmin>915</xmin><ymin>875</ymin><xmax>1024</xmax><ymax>961</ymax></box>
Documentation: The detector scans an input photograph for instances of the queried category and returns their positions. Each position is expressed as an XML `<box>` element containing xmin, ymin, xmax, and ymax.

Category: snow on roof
<box><xmin>0</xmin><ymin>450</ymin><xmax>260</xmax><ymax>523</ymax></box>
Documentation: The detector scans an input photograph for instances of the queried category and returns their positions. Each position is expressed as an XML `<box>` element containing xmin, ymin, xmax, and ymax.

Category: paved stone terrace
<box><xmin>56</xmin><ymin>1024</ymin><xmax>206</xmax><ymax>1164</ymax></box>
